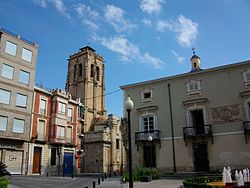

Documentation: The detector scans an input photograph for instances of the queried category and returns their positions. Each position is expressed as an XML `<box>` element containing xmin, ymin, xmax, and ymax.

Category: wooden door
<box><xmin>32</xmin><ymin>147</ymin><xmax>42</xmax><ymax>174</ymax></box>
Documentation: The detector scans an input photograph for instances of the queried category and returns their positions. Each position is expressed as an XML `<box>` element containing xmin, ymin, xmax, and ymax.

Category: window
<box><xmin>78</xmin><ymin>64</ymin><xmax>82</xmax><ymax>77</ymax></box>
<box><xmin>58</xmin><ymin>102</ymin><xmax>66</xmax><ymax>115</ymax></box>
<box><xmin>96</xmin><ymin>66</ymin><xmax>100</xmax><ymax>81</ymax></box>
<box><xmin>1</xmin><ymin>64</ymin><xmax>14</xmax><ymax>79</ymax></box>
<box><xmin>187</xmin><ymin>80</ymin><xmax>201</xmax><ymax>93</ymax></box>
<box><xmin>13</xmin><ymin>118</ymin><xmax>24</xmax><ymax>133</ymax></box>
<box><xmin>242</xmin><ymin>70</ymin><xmax>250</xmax><ymax>87</ymax></box>
<box><xmin>141</xmin><ymin>89</ymin><xmax>153</xmax><ymax>102</ymax></box>
<box><xmin>116</xmin><ymin>139</ymin><xmax>119</xmax><ymax>150</ymax></box>
<box><xmin>37</xmin><ymin>120</ymin><xmax>45</xmax><ymax>140</ymax></box>
<box><xmin>16</xmin><ymin>94</ymin><xmax>27</xmax><ymax>108</ymax></box>
<box><xmin>66</xmin><ymin>126</ymin><xmax>72</xmax><ymax>143</ymax></box>
<box><xmin>40</xmin><ymin>99</ymin><xmax>46</xmax><ymax>115</ymax></box>
<box><xmin>19</xmin><ymin>70</ymin><xmax>30</xmax><ymax>85</ymax></box>
<box><xmin>0</xmin><ymin>116</ymin><xmax>7</xmax><ymax>131</ymax></box>
<box><xmin>5</xmin><ymin>41</ymin><xmax>17</xmax><ymax>56</ymax></box>
<box><xmin>67</xmin><ymin>108</ymin><xmax>73</xmax><ymax>122</ymax></box>
<box><xmin>90</xmin><ymin>64</ymin><xmax>94</xmax><ymax>77</ymax></box>
<box><xmin>56</xmin><ymin>125</ymin><xmax>65</xmax><ymax>139</ymax></box>
<box><xmin>50</xmin><ymin>148</ymin><xmax>57</xmax><ymax>165</ymax></box>
<box><xmin>0</xmin><ymin>89</ymin><xmax>11</xmax><ymax>104</ymax></box>
<box><xmin>142</xmin><ymin>115</ymin><xmax>155</xmax><ymax>132</ymax></box>
<box><xmin>74</xmin><ymin>64</ymin><xmax>77</xmax><ymax>79</ymax></box>
<box><xmin>21</xmin><ymin>48</ymin><xmax>32</xmax><ymax>62</ymax></box>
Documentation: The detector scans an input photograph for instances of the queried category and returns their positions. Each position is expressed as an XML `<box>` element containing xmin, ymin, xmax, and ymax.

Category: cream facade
<box><xmin>121</xmin><ymin>55</ymin><xmax>250</xmax><ymax>173</ymax></box>
<box><xmin>0</xmin><ymin>28</ymin><xmax>38</xmax><ymax>174</ymax></box>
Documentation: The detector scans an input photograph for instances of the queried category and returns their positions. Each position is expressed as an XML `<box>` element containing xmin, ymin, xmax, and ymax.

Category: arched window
<box><xmin>74</xmin><ymin>64</ymin><xmax>77</xmax><ymax>79</ymax></box>
<box><xmin>96</xmin><ymin>66</ymin><xmax>100</xmax><ymax>81</ymax></box>
<box><xmin>78</xmin><ymin>64</ymin><xmax>82</xmax><ymax>77</ymax></box>
<box><xmin>90</xmin><ymin>64</ymin><xmax>94</xmax><ymax>78</ymax></box>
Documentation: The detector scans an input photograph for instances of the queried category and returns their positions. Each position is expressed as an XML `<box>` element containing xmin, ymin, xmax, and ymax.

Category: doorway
<box><xmin>193</xmin><ymin>143</ymin><xmax>209</xmax><ymax>171</ymax></box>
<box><xmin>63</xmin><ymin>152</ymin><xmax>73</xmax><ymax>175</ymax></box>
<box><xmin>32</xmin><ymin>147</ymin><xmax>42</xmax><ymax>174</ymax></box>
<box><xmin>191</xmin><ymin>109</ymin><xmax>205</xmax><ymax>135</ymax></box>
<box><xmin>143</xmin><ymin>145</ymin><xmax>156</xmax><ymax>168</ymax></box>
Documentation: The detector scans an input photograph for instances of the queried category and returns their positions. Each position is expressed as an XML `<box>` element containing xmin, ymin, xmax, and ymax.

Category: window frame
<box><xmin>13</xmin><ymin>118</ymin><xmax>25</xmax><ymax>133</ymax></box>
<box><xmin>0</xmin><ymin>116</ymin><xmax>8</xmax><ymax>131</ymax></box>
<box><xmin>5</xmin><ymin>41</ymin><xmax>17</xmax><ymax>56</ymax></box>
<box><xmin>140</xmin><ymin>113</ymin><xmax>157</xmax><ymax>132</ymax></box>
<box><xmin>19</xmin><ymin>70</ymin><xmax>30</xmax><ymax>85</ymax></box>
<box><xmin>186</xmin><ymin>80</ymin><xmax>201</xmax><ymax>94</ymax></box>
<box><xmin>56</xmin><ymin>125</ymin><xmax>65</xmax><ymax>139</ymax></box>
<box><xmin>21</xmin><ymin>48</ymin><xmax>33</xmax><ymax>62</ymax></box>
<box><xmin>39</xmin><ymin>99</ymin><xmax>46</xmax><ymax>115</ymax></box>
<box><xmin>1</xmin><ymin>64</ymin><xmax>14</xmax><ymax>80</ymax></box>
<box><xmin>0</xmin><ymin>89</ymin><xmax>11</xmax><ymax>105</ymax></box>
<box><xmin>16</xmin><ymin>93</ymin><xmax>28</xmax><ymax>108</ymax></box>
<box><xmin>58</xmin><ymin>102</ymin><xmax>66</xmax><ymax>115</ymax></box>
<box><xmin>67</xmin><ymin>108</ymin><xmax>73</xmax><ymax>122</ymax></box>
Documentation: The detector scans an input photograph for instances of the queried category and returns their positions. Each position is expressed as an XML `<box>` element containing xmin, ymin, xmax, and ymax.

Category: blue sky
<box><xmin>0</xmin><ymin>0</ymin><xmax>250</xmax><ymax>116</ymax></box>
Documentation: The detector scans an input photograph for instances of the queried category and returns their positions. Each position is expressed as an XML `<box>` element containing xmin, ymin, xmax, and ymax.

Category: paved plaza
<box><xmin>8</xmin><ymin>176</ymin><xmax>184</xmax><ymax>188</ymax></box>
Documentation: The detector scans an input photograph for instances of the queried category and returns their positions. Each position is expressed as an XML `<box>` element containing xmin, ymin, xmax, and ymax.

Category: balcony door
<box><xmin>143</xmin><ymin>145</ymin><xmax>156</xmax><ymax>168</ymax></box>
<box><xmin>191</xmin><ymin>109</ymin><xmax>205</xmax><ymax>135</ymax></box>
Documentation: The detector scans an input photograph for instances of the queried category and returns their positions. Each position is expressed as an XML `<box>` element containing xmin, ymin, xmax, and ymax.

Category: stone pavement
<box><xmin>97</xmin><ymin>177</ymin><xmax>184</xmax><ymax>188</ymax></box>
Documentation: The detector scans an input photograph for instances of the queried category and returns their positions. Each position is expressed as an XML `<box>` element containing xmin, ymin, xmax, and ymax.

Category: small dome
<box><xmin>190</xmin><ymin>54</ymin><xmax>200</xmax><ymax>60</ymax></box>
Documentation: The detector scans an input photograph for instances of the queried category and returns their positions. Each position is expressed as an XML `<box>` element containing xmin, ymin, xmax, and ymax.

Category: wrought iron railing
<box><xmin>183</xmin><ymin>125</ymin><xmax>213</xmax><ymax>145</ymax></box>
<box><xmin>135</xmin><ymin>130</ymin><xmax>161</xmax><ymax>141</ymax></box>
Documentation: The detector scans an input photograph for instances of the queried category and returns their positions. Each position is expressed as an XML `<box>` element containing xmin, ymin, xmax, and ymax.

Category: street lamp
<box><xmin>125</xmin><ymin>96</ymin><xmax>134</xmax><ymax>188</ymax></box>
<box><xmin>148</xmin><ymin>135</ymin><xmax>153</xmax><ymax>169</ymax></box>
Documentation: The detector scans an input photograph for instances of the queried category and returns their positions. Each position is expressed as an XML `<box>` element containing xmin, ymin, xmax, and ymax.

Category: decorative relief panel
<box><xmin>209</xmin><ymin>104</ymin><xmax>242</xmax><ymax>124</ymax></box>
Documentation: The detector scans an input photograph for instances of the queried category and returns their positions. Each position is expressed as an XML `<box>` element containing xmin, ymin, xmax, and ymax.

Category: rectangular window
<box><xmin>0</xmin><ymin>116</ymin><xmax>7</xmax><ymax>131</ymax></box>
<box><xmin>37</xmin><ymin>120</ymin><xmax>45</xmax><ymax>140</ymax></box>
<box><xmin>21</xmin><ymin>48</ymin><xmax>32</xmax><ymax>62</ymax></box>
<box><xmin>13</xmin><ymin>118</ymin><xmax>24</xmax><ymax>133</ymax></box>
<box><xmin>40</xmin><ymin>99</ymin><xmax>46</xmax><ymax>115</ymax></box>
<box><xmin>5</xmin><ymin>41</ymin><xmax>17</xmax><ymax>56</ymax></box>
<box><xmin>66</xmin><ymin>126</ymin><xmax>72</xmax><ymax>143</ymax></box>
<box><xmin>141</xmin><ymin>89</ymin><xmax>153</xmax><ymax>103</ymax></box>
<box><xmin>143</xmin><ymin>116</ymin><xmax>154</xmax><ymax>132</ymax></box>
<box><xmin>16</xmin><ymin>93</ymin><xmax>27</xmax><ymax>108</ymax></box>
<box><xmin>19</xmin><ymin>70</ymin><xmax>30</xmax><ymax>85</ymax></box>
<box><xmin>50</xmin><ymin>148</ymin><xmax>57</xmax><ymax>166</ymax></box>
<box><xmin>67</xmin><ymin>108</ymin><xmax>73</xmax><ymax>122</ymax></box>
<box><xmin>1</xmin><ymin>64</ymin><xmax>14</xmax><ymax>80</ymax></box>
<box><xmin>116</xmin><ymin>139</ymin><xmax>119</xmax><ymax>150</ymax></box>
<box><xmin>58</xmin><ymin>102</ymin><xmax>66</xmax><ymax>115</ymax></box>
<box><xmin>56</xmin><ymin>125</ymin><xmax>65</xmax><ymax>139</ymax></box>
<box><xmin>0</xmin><ymin>89</ymin><xmax>11</xmax><ymax>105</ymax></box>
<box><xmin>187</xmin><ymin>80</ymin><xmax>201</xmax><ymax>93</ymax></box>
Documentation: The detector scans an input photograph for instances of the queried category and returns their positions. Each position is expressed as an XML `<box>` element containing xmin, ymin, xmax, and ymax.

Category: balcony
<box><xmin>243</xmin><ymin>121</ymin><xmax>250</xmax><ymax>143</ymax></box>
<box><xmin>135</xmin><ymin>130</ymin><xmax>161</xmax><ymax>147</ymax></box>
<box><xmin>183</xmin><ymin>125</ymin><xmax>213</xmax><ymax>145</ymax></box>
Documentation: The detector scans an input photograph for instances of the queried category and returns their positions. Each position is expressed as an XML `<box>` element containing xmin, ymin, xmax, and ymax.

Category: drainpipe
<box><xmin>167</xmin><ymin>83</ymin><xmax>176</xmax><ymax>173</ymax></box>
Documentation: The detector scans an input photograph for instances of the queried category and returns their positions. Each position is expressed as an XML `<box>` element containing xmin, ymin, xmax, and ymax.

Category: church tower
<box><xmin>66</xmin><ymin>46</ymin><xmax>106</xmax><ymax>132</ymax></box>
<box><xmin>190</xmin><ymin>48</ymin><xmax>201</xmax><ymax>72</ymax></box>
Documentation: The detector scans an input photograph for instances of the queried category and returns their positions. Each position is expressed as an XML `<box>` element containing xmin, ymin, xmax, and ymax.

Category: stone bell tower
<box><xmin>65</xmin><ymin>46</ymin><xmax>106</xmax><ymax>132</ymax></box>
<box><xmin>190</xmin><ymin>48</ymin><xmax>201</xmax><ymax>72</ymax></box>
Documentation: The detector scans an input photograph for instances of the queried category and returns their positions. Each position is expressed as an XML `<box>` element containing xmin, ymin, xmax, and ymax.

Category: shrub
<box><xmin>0</xmin><ymin>177</ymin><xmax>9</xmax><ymax>188</ymax></box>
<box><xmin>122</xmin><ymin>167</ymin><xmax>160</xmax><ymax>182</ymax></box>
<box><xmin>183</xmin><ymin>176</ymin><xmax>222</xmax><ymax>188</ymax></box>
<box><xmin>0</xmin><ymin>162</ymin><xmax>10</xmax><ymax>177</ymax></box>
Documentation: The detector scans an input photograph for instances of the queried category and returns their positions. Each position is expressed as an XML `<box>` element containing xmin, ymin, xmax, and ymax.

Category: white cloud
<box><xmin>157</xmin><ymin>20</ymin><xmax>172</xmax><ymax>32</ymax></box>
<box><xmin>33</xmin><ymin>0</ymin><xmax>71</xmax><ymax>19</ymax></box>
<box><xmin>175</xmin><ymin>15</ymin><xmax>198</xmax><ymax>48</ymax></box>
<box><xmin>157</xmin><ymin>15</ymin><xmax>198</xmax><ymax>48</ymax></box>
<box><xmin>33</xmin><ymin>0</ymin><xmax>47</xmax><ymax>8</ymax></box>
<box><xmin>172</xmin><ymin>50</ymin><xmax>185</xmax><ymax>64</ymax></box>
<box><xmin>104</xmin><ymin>5</ymin><xmax>136</xmax><ymax>32</ymax></box>
<box><xmin>74</xmin><ymin>3</ymin><xmax>99</xmax><ymax>30</ymax></box>
<box><xmin>140</xmin><ymin>0</ymin><xmax>165</xmax><ymax>14</ymax></box>
<box><xmin>92</xmin><ymin>35</ymin><xmax>164</xmax><ymax>69</ymax></box>
<box><xmin>142</xmin><ymin>19</ymin><xmax>152</xmax><ymax>27</ymax></box>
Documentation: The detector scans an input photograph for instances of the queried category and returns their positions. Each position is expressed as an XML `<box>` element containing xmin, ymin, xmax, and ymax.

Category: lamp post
<box><xmin>125</xmin><ymin>96</ymin><xmax>134</xmax><ymax>188</ymax></box>
<box><xmin>148</xmin><ymin>135</ymin><xmax>153</xmax><ymax>169</ymax></box>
